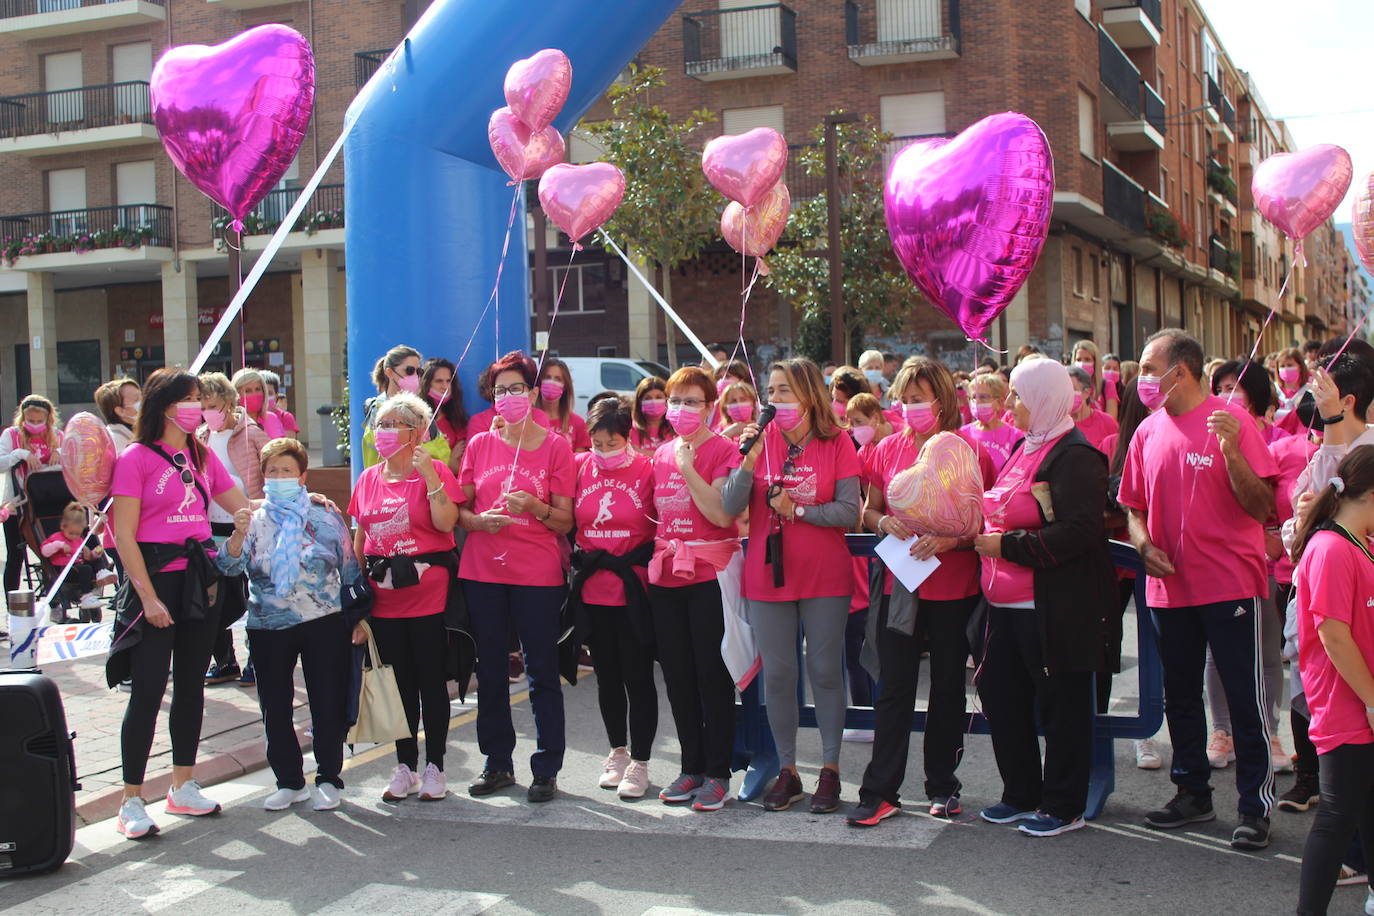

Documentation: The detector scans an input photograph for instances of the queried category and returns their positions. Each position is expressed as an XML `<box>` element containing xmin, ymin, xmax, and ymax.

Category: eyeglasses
<box><xmin>667</xmin><ymin>398</ymin><xmax>705</xmax><ymax>409</ymax></box>
<box><xmin>393</xmin><ymin>365</ymin><xmax>420</xmax><ymax>377</ymax></box>
<box><xmin>376</xmin><ymin>420</ymin><xmax>415</xmax><ymax>430</ymax></box>
<box><xmin>493</xmin><ymin>383</ymin><xmax>530</xmax><ymax>398</ymax></box>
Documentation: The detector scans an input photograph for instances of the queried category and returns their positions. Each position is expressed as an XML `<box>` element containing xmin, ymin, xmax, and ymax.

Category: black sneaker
<box><xmin>1144</xmin><ymin>789</ymin><xmax>1215</xmax><ymax>829</ymax></box>
<box><xmin>1231</xmin><ymin>814</ymin><xmax>1271</xmax><ymax>850</ymax></box>
<box><xmin>527</xmin><ymin>775</ymin><xmax>558</xmax><ymax>803</ymax></box>
<box><xmin>468</xmin><ymin>769</ymin><xmax>515</xmax><ymax>797</ymax></box>
<box><xmin>846</xmin><ymin>799</ymin><xmax>901</xmax><ymax>827</ymax></box>
<box><xmin>1277</xmin><ymin>773</ymin><xmax>1320</xmax><ymax>813</ymax></box>
<box><xmin>205</xmin><ymin>663</ymin><xmax>241</xmax><ymax>685</ymax></box>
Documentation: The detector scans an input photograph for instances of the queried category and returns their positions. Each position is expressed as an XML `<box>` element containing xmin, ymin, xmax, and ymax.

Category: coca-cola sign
<box><xmin>149</xmin><ymin>308</ymin><xmax>220</xmax><ymax>329</ymax></box>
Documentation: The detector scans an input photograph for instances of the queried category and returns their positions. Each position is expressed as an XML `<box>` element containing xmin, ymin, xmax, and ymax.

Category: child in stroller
<box><xmin>40</xmin><ymin>501</ymin><xmax>116</xmax><ymax>623</ymax></box>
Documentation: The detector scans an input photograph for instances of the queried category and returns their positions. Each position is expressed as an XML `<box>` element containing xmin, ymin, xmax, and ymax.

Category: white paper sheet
<box><xmin>874</xmin><ymin>533</ymin><xmax>942</xmax><ymax>594</ymax></box>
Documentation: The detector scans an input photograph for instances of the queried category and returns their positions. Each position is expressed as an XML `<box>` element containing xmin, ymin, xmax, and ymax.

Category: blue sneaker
<box><xmin>239</xmin><ymin>662</ymin><xmax>256</xmax><ymax>687</ymax></box>
<box><xmin>1018</xmin><ymin>812</ymin><xmax>1086</xmax><ymax>837</ymax></box>
<box><xmin>980</xmin><ymin>802</ymin><xmax>1036</xmax><ymax>824</ymax></box>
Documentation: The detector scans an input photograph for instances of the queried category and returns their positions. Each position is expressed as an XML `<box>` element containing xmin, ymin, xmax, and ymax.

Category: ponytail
<box><xmin>1293</xmin><ymin>445</ymin><xmax>1374</xmax><ymax>560</ymax></box>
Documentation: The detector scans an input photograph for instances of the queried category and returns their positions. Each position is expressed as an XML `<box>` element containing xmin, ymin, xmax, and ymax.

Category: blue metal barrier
<box><xmin>733</xmin><ymin>534</ymin><xmax>1164</xmax><ymax>817</ymax></box>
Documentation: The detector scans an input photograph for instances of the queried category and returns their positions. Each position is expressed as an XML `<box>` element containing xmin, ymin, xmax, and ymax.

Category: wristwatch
<box><xmin>793</xmin><ymin>504</ymin><xmax>806</xmax><ymax>520</ymax></box>
<box><xmin>1322</xmin><ymin>410</ymin><xmax>1345</xmax><ymax>425</ymax></box>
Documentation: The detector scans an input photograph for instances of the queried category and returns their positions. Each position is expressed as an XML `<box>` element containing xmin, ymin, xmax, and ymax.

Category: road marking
<box><xmin>1116</xmin><ymin>823</ymin><xmax>1249</xmax><ymax>858</ymax></box>
<box><xmin>311</xmin><ymin>885</ymin><xmax>503</xmax><ymax>915</ymax></box>
<box><xmin>578</xmin><ymin>804</ymin><xmax>645</xmax><ymax>830</ymax></box>
<box><xmin>1087</xmin><ymin>822</ymin><xmax>1160</xmax><ymax>842</ymax></box>
<box><xmin>0</xmin><ymin>862</ymin><xmax>242</xmax><ymax>912</ymax></box>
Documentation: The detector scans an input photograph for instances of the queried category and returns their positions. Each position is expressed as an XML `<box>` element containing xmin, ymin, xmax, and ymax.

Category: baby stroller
<box><xmin>15</xmin><ymin>467</ymin><xmax>98</xmax><ymax>624</ymax></box>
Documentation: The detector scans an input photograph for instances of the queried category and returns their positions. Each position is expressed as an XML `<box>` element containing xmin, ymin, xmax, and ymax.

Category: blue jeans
<box><xmin>463</xmin><ymin>581</ymin><xmax>566</xmax><ymax>779</ymax></box>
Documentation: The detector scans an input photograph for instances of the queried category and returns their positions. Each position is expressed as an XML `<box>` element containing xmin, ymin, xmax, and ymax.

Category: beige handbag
<box><xmin>347</xmin><ymin>620</ymin><xmax>412</xmax><ymax>745</ymax></box>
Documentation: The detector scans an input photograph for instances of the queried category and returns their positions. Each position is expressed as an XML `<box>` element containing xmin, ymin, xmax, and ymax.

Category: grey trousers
<box><xmin>748</xmin><ymin>595</ymin><xmax>851</xmax><ymax>769</ymax></box>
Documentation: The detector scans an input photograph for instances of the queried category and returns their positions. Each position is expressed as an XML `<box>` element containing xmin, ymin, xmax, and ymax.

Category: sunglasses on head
<box><xmin>170</xmin><ymin>450</ymin><xmax>193</xmax><ymax>486</ymax></box>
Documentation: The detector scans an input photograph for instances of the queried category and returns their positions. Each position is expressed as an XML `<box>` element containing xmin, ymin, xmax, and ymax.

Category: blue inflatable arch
<box><xmin>343</xmin><ymin>0</ymin><xmax>680</xmax><ymax>475</ymax></box>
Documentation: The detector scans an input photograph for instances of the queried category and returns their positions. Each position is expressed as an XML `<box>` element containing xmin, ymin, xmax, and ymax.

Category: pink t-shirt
<box><xmin>1271</xmin><ymin>433</ymin><xmax>1318</xmax><ymax>585</ymax></box>
<box><xmin>650</xmin><ymin>433</ymin><xmax>741</xmax><ymax>587</ymax></box>
<box><xmin>1117</xmin><ymin>395</ymin><xmax>1278</xmax><ymax>608</ymax></box>
<box><xmin>111</xmin><ymin>442</ymin><xmax>235</xmax><ymax>572</ymax></box>
<box><xmin>458</xmin><ymin>429</ymin><xmax>576</xmax><ymax>586</ymax></box>
<box><xmin>573</xmin><ymin>451</ymin><xmax>655</xmax><ymax>605</ymax></box>
<box><xmin>41</xmin><ymin>531</ymin><xmax>84</xmax><ymax>567</ymax></box>
<box><xmin>549</xmin><ymin>412</ymin><xmax>592</xmax><ymax>452</ymax></box>
<box><xmin>1297</xmin><ymin>529</ymin><xmax>1374</xmax><ymax>754</ymax></box>
<box><xmin>630</xmin><ymin>425</ymin><xmax>674</xmax><ymax>456</ymax></box>
<box><xmin>867</xmin><ymin>428</ymin><xmax>997</xmax><ymax>601</ymax></box>
<box><xmin>960</xmin><ymin>421</ymin><xmax>1023</xmax><ymax>472</ymax></box>
<box><xmin>435</xmin><ymin>414</ymin><xmax>466</xmax><ymax>450</ymax></box>
<box><xmin>465</xmin><ymin>406</ymin><xmax>551</xmax><ymax>442</ymax></box>
<box><xmin>1075</xmin><ymin>409</ymin><xmax>1119</xmax><ymax>452</ymax></box>
<box><xmin>980</xmin><ymin>436</ymin><xmax>1058</xmax><ymax>606</ymax></box>
<box><xmin>347</xmin><ymin>459</ymin><xmax>464</xmax><ymax>618</ymax></box>
<box><xmin>271</xmin><ymin>408</ymin><xmax>298</xmax><ymax>435</ymax></box>
<box><xmin>250</xmin><ymin>411</ymin><xmax>284</xmax><ymax>440</ymax></box>
<box><xmin>742</xmin><ymin>426</ymin><xmax>862</xmax><ymax>601</ymax></box>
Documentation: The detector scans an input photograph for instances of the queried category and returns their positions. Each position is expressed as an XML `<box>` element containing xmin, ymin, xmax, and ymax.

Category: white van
<box><xmin>559</xmin><ymin>357</ymin><xmax>672</xmax><ymax>414</ymax></box>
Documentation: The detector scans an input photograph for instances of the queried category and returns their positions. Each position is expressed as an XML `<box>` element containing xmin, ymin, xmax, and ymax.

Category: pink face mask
<box><xmin>426</xmin><ymin>388</ymin><xmax>446</xmax><ymax>405</ymax></box>
<box><xmin>540</xmin><ymin>380</ymin><xmax>565</xmax><ymax>402</ymax></box>
<box><xmin>395</xmin><ymin>372</ymin><xmax>421</xmax><ymax>395</ymax></box>
<box><xmin>1279</xmin><ymin>366</ymin><xmax>1301</xmax><ymax>387</ymax></box>
<box><xmin>22</xmin><ymin>421</ymin><xmax>46</xmax><ymax>435</ymax></box>
<box><xmin>1077</xmin><ymin>361</ymin><xmax>1094</xmax><ymax>377</ymax></box>
<box><xmin>202</xmin><ymin>408</ymin><xmax>228</xmax><ymax>432</ymax></box>
<box><xmin>641</xmin><ymin>399</ymin><xmax>668</xmax><ymax>418</ymax></box>
<box><xmin>716</xmin><ymin>378</ymin><xmax>731</xmax><ymax>397</ymax></box>
<box><xmin>667</xmin><ymin>404</ymin><xmax>703</xmax><ymax>437</ymax></box>
<box><xmin>972</xmin><ymin>403</ymin><xmax>996</xmax><ymax>423</ymax></box>
<box><xmin>831</xmin><ymin>398</ymin><xmax>846</xmax><ymax>418</ymax></box>
<box><xmin>851</xmin><ymin>424</ymin><xmax>876</xmax><ymax>447</ymax></box>
<box><xmin>1137</xmin><ymin>372</ymin><xmax>1175</xmax><ymax>411</ymax></box>
<box><xmin>374</xmin><ymin>428</ymin><xmax>407</xmax><ymax>459</ymax></box>
<box><xmin>902</xmin><ymin>402</ymin><xmax>939</xmax><ymax>435</ymax></box>
<box><xmin>1071</xmin><ymin>393</ymin><xmax>1084</xmax><ymax>414</ymax></box>
<box><xmin>240</xmin><ymin>392</ymin><xmax>264</xmax><ymax>415</ymax></box>
<box><xmin>724</xmin><ymin>402</ymin><xmax>752</xmax><ymax>422</ymax></box>
<box><xmin>1102</xmin><ymin>369</ymin><xmax>1121</xmax><ymax>385</ymax></box>
<box><xmin>170</xmin><ymin>404</ymin><xmax>203</xmax><ymax>434</ymax></box>
<box><xmin>773</xmin><ymin>402</ymin><xmax>803</xmax><ymax>431</ymax></box>
<box><xmin>592</xmin><ymin>446</ymin><xmax>631</xmax><ymax>471</ymax></box>
<box><xmin>495</xmin><ymin>392</ymin><xmax>531</xmax><ymax>424</ymax></box>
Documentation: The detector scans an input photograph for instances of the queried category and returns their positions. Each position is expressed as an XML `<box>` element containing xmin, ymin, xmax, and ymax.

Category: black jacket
<box><xmin>998</xmin><ymin>428</ymin><xmax>1116</xmax><ymax>674</ymax></box>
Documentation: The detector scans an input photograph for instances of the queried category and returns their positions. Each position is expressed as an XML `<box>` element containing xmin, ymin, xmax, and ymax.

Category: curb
<box><xmin>75</xmin><ymin>724</ymin><xmax>313</xmax><ymax>827</ymax></box>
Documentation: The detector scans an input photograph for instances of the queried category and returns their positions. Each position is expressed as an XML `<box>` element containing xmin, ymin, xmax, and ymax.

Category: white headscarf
<box><xmin>1010</xmin><ymin>358</ymin><xmax>1075</xmax><ymax>454</ymax></box>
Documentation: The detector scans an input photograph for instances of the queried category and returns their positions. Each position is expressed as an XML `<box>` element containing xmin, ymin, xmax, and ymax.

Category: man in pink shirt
<box><xmin>1118</xmin><ymin>329</ymin><xmax>1279</xmax><ymax>851</ymax></box>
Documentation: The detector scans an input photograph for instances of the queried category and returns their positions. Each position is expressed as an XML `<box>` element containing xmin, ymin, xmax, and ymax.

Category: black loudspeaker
<box><xmin>0</xmin><ymin>673</ymin><xmax>78</xmax><ymax>876</ymax></box>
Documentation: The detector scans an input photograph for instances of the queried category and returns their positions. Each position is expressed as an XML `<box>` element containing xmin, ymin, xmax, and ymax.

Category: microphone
<box><xmin>738</xmin><ymin>402</ymin><xmax>777</xmax><ymax>456</ymax></box>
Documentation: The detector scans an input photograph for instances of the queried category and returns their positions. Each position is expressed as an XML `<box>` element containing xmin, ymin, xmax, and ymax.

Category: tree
<box><xmin>579</xmin><ymin>65</ymin><xmax>719</xmax><ymax>368</ymax></box>
<box><xmin>765</xmin><ymin>112</ymin><xmax>910</xmax><ymax>365</ymax></box>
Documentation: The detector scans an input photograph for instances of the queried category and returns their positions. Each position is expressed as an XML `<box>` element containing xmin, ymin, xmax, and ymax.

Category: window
<box><xmin>44</xmin><ymin>51</ymin><xmax>83</xmax><ymax>124</ymax></box>
<box><xmin>115</xmin><ymin>160</ymin><xmax>156</xmax><ymax>229</ymax></box>
<box><xmin>721</xmin><ymin>105</ymin><xmax>785</xmax><ymax>137</ymax></box>
<box><xmin>600</xmin><ymin>362</ymin><xmax>641</xmax><ymax>390</ymax></box>
<box><xmin>111</xmin><ymin>42</ymin><xmax>152</xmax><ymax>119</ymax></box>
<box><xmin>57</xmin><ymin>340</ymin><xmax>102</xmax><ymax>404</ymax></box>
<box><xmin>1072</xmin><ymin>246</ymin><xmax>1085</xmax><ymax>295</ymax></box>
<box><xmin>720</xmin><ymin>0</ymin><xmax>780</xmax><ymax>59</ymax></box>
<box><xmin>534</xmin><ymin>262</ymin><xmax>609</xmax><ymax>314</ymax></box>
<box><xmin>1076</xmin><ymin>89</ymin><xmax>1095</xmax><ymax>159</ymax></box>
<box><xmin>880</xmin><ymin>91</ymin><xmax>946</xmax><ymax>140</ymax></box>
<box><xmin>1159</xmin><ymin>166</ymin><xmax>1168</xmax><ymax>200</ymax></box>
<box><xmin>1197</xmin><ymin>200</ymin><xmax>1206</xmax><ymax>250</ymax></box>
<box><xmin>1091</xmin><ymin>255</ymin><xmax>1102</xmax><ymax>300</ymax></box>
<box><xmin>568</xmin><ymin>126</ymin><xmax>606</xmax><ymax>164</ymax></box>
<box><xmin>47</xmin><ymin>167</ymin><xmax>86</xmax><ymax>234</ymax></box>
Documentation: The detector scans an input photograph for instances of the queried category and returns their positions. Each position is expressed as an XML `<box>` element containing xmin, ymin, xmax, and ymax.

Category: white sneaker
<box><xmin>382</xmin><ymin>764</ymin><xmax>421</xmax><ymax>801</ymax></box>
<box><xmin>618</xmin><ymin>760</ymin><xmax>650</xmax><ymax>799</ymax></box>
<box><xmin>417</xmin><ymin>763</ymin><xmax>447</xmax><ymax>801</ymax></box>
<box><xmin>313</xmin><ymin>784</ymin><xmax>342</xmax><ymax>811</ymax></box>
<box><xmin>1271</xmin><ymin>735</ymin><xmax>1294</xmax><ymax>774</ymax></box>
<box><xmin>599</xmin><ymin>748</ymin><xmax>631</xmax><ymax>789</ymax></box>
<box><xmin>842</xmin><ymin>728</ymin><xmax>875</xmax><ymax>743</ymax></box>
<box><xmin>116</xmin><ymin>796</ymin><xmax>158</xmax><ymax>840</ymax></box>
<box><xmin>79</xmin><ymin>592</ymin><xmax>102</xmax><ymax>610</ymax></box>
<box><xmin>1135</xmin><ymin>738</ymin><xmax>1163</xmax><ymax>770</ymax></box>
<box><xmin>263</xmin><ymin>786</ymin><xmax>311</xmax><ymax>810</ymax></box>
<box><xmin>1365</xmin><ymin>887</ymin><xmax>1374</xmax><ymax>916</ymax></box>
<box><xmin>166</xmin><ymin>779</ymin><xmax>221</xmax><ymax>816</ymax></box>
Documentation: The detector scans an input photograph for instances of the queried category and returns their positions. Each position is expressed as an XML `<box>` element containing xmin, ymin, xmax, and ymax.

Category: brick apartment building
<box><xmin>0</xmin><ymin>0</ymin><xmax>1365</xmax><ymax>429</ymax></box>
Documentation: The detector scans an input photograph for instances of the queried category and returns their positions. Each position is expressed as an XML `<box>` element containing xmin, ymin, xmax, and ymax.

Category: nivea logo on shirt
<box><xmin>1184</xmin><ymin>451</ymin><xmax>1215</xmax><ymax>469</ymax></box>
<box><xmin>1367</xmin><ymin>597</ymin><xmax>1374</xmax><ymax>608</ymax></box>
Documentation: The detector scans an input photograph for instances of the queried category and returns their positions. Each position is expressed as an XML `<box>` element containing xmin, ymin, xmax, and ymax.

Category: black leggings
<box><xmin>585</xmin><ymin>603</ymin><xmax>658</xmax><ymax>761</ymax></box>
<box><xmin>120</xmin><ymin>571</ymin><xmax>219</xmax><ymax>785</ymax></box>
<box><xmin>1298</xmin><ymin>742</ymin><xmax>1374</xmax><ymax>914</ymax></box>
<box><xmin>369</xmin><ymin>613</ymin><xmax>450</xmax><ymax>771</ymax></box>
<box><xmin>3</xmin><ymin>514</ymin><xmax>23</xmax><ymax>598</ymax></box>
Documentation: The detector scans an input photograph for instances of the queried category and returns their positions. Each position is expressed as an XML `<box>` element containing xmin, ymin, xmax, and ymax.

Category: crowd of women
<box><xmin>10</xmin><ymin>328</ymin><xmax>1374</xmax><ymax>913</ymax></box>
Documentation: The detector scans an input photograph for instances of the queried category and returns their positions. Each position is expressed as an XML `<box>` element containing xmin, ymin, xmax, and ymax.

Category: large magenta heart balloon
<box><xmin>538</xmin><ymin>162</ymin><xmax>625</xmax><ymax>247</ymax></box>
<box><xmin>884</xmin><ymin>112</ymin><xmax>1054</xmax><ymax>345</ymax></box>
<box><xmin>151</xmin><ymin>25</ymin><xmax>314</xmax><ymax>226</ymax></box>
<box><xmin>1252</xmin><ymin>144</ymin><xmax>1352</xmax><ymax>241</ymax></box>
<box><xmin>488</xmin><ymin>107</ymin><xmax>565</xmax><ymax>185</ymax></box>
<box><xmin>504</xmin><ymin>49</ymin><xmax>572</xmax><ymax>133</ymax></box>
<box><xmin>702</xmin><ymin>127</ymin><xmax>788</xmax><ymax>207</ymax></box>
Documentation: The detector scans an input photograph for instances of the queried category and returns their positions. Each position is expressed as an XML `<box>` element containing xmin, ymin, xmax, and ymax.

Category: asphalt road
<box><xmin>0</xmin><ymin>659</ymin><xmax>1347</xmax><ymax>916</ymax></box>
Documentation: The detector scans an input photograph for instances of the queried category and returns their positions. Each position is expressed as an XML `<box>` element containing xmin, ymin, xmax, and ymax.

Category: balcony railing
<box><xmin>0</xmin><ymin>0</ymin><xmax>162</xmax><ymax>16</ymax></box>
<box><xmin>354</xmin><ymin>49</ymin><xmax>390</xmax><ymax>90</ymax></box>
<box><xmin>1104</xmin><ymin>0</ymin><xmax>1161</xmax><ymax>28</ymax></box>
<box><xmin>1103</xmin><ymin>162</ymin><xmax>1145</xmax><ymax>235</ymax></box>
<box><xmin>1219</xmin><ymin>95</ymin><xmax>1236</xmax><ymax>133</ymax></box>
<box><xmin>1208</xmin><ymin>238</ymin><xmax>1238</xmax><ymax>279</ymax></box>
<box><xmin>1142</xmin><ymin>81</ymin><xmax>1165</xmax><ymax>133</ymax></box>
<box><xmin>0</xmin><ymin>203</ymin><xmax>172</xmax><ymax>261</ymax></box>
<box><xmin>683</xmin><ymin>4</ymin><xmax>797</xmax><ymax>80</ymax></box>
<box><xmin>785</xmin><ymin>133</ymin><xmax>952</xmax><ymax>200</ymax></box>
<box><xmin>211</xmin><ymin>183</ymin><xmax>344</xmax><ymax>236</ymax></box>
<box><xmin>0</xmin><ymin>81</ymin><xmax>150</xmax><ymax>138</ymax></box>
<box><xmin>845</xmin><ymin>0</ymin><xmax>960</xmax><ymax>65</ymax></box>
<box><xmin>1098</xmin><ymin>27</ymin><xmax>1141</xmax><ymax>120</ymax></box>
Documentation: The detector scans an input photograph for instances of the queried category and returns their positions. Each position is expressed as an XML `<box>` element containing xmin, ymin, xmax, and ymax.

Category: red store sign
<box><xmin>149</xmin><ymin>308</ymin><xmax>222</xmax><ymax>329</ymax></box>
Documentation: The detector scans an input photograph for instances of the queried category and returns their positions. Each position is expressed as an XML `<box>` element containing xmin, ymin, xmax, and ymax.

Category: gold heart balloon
<box><xmin>885</xmin><ymin>431</ymin><xmax>983</xmax><ymax>537</ymax></box>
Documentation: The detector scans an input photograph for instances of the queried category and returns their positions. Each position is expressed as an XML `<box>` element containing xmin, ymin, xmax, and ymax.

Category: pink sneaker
<box><xmin>382</xmin><ymin>764</ymin><xmax>421</xmax><ymax>801</ymax></box>
<box><xmin>166</xmin><ymin>779</ymin><xmax>221</xmax><ymax>816</ymax></box>
<box><xmin>116</xmin><ymin>797</ymin><xmax>158</xmax><ymax>839</ymax></box>
<box><xmin>417</xmin><ymin>763</ymin><xmax>447</xmax><ymax>801</ymax></box>
<box><xmin>1207</xmin><ymin>729</ymin><xmax>1235</xmax><ymax>769</ymax></box>
<box><xmin>599</xmin><ymin>748</ymin><xmax>631</xmax><ymax>789</ymax></box>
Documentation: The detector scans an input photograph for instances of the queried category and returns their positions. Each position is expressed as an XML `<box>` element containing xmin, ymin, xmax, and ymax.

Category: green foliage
<box><xmin>579</xmin><ymin>65</ymin><xmax>719</xmax><ymax>274</ymax></box>
<box><xmin>764</xmin><ymin>112</ymin><xmax>908</xmax><ymax>364</ymax></box>
<box><xmin>332</xmin><ymin>340</ymin><xmax>351</xmax><ymax>462</ymax></box>
<box><xmin>1147</xmin><ymin>207</ymin><xmax>1187</xmax><ymax>249</ymax></box>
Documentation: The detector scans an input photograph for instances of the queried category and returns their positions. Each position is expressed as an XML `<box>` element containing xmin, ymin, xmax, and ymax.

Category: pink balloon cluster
<box><xmin>150</xmin><ymin>25</ymin><xmax>315</xmax><ymax>229</ymax></box>
<box><xmin>703</xmin><ymin>128</ymin><xmax>791</xmax><ymax>261</ymax></box>
<box><xmin>489</xmin><ymin>49</ymin><xmax>572</xmax><ymax>185</ymax></box>
<box><xmin>1251</xmin><ymin>144</ymin><xmax>1353</xmax><ymax>241</ymax></box>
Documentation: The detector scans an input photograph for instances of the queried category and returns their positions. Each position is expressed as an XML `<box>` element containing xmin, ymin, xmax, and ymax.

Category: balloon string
<box><xmin>968</xmin><ymin>337</ymin><xmax>1009</xmax><ymax>356</ymax></box>
<box><xmin>494</xmin><ymin>182</ymin><xmax>522</xmax><ymax>357</ymax></box>
<box><xmin>726</xmin><ymin>209</ymin><xmax>773</xmax><ymax>473</ymax></box>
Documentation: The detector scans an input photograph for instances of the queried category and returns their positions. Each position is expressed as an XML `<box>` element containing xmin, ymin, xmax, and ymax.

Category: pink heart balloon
<box><xmin>151</xmin><ymin>25</ymin><xmax>314</xmax><ymax>225</ymax></box>
<box><xmin>1252</xmin><ymin>144</ymin><xmax>1352</xmax><ymax>241</ymax></box>
<box><xmin>702</xmin><ymin>127</ymin><xmax>788</xmax><ymax>207</ymax></box>
<box><xmin>504</xmin><ymin>49</ymin><xmax>572</xmax><ymax>133</ymax></box>
<box><xmin>538</xmin><ymin>162</ymin><xmax>625</xmax><ymax>247</ymax></box>
<box><xmin>60</xmin><ymin>412</ymin><xmax>115</xmax><ymax>507</ymax></box>
<box><xmin>1354</xmin><ymin>171</ymin><xmax>1374</xmax><ymax>272</ymax></box>
<box><xmin>884</xmin><ymin>112</ymin><xmax>1054</xmax><ymax>344</ymax></box>
<box><xmin>488</xmin><ymin>107</ymin><xmax>565</xmax><ymax>185</ymax></box>
<box><xmin>721</xmin><ymin>181</ymin><xmax>790</xmax><ymax>257</ymax></box>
